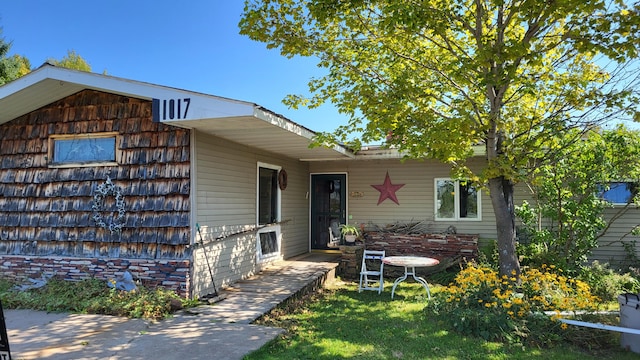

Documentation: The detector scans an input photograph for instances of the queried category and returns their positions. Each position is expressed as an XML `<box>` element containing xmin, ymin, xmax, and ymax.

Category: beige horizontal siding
<box><xmin>191</xmin><ymin>233</ymin><xmax>256</xmax><ymax>297</ymax></box>
<box><xmin>310</xmin><ymin>157</ymin><xmax>640</xmax><ymax>266</ymax></box>
<box><xmin>191</xmin><ymin>130</ymin><xmax>309</xmax><ymax>298</ymax></box>
<box><xmin>310</xmin><ymin>158</ymin><xmax>498</xmax><ymax>240</ymax></box>
<box><xmin>591</xmin><ymin>207</ymin><xmax>640</xmax><ymax>266</ymax></box>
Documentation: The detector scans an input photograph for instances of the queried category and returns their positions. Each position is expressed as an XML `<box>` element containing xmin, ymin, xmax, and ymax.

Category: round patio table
<box><xmin>382</xmin><ymin>256</ymin><xmax>439</xmax><ymax>300</ymax></box>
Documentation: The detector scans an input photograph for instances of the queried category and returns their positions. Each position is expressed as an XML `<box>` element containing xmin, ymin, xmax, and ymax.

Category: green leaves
<box><xmin>240</xmin><ymin>1</ymin><xmax>640</xmax><ymax>177</ymax></box>
<box><xmin>240</xmin><ymin>0</ymin><xmax>640</xmax><ymax>279</ymax></box>
<box><xmin>48</xmin><ymin>50</ymin><xmax>91</xmax><ymax>72</ymax></box>
<box><xmin>0</xmin><ymin>29</ymin><xmax>29</xmax><ymax>86</ymax></box>
<box><xmin>516</xmin><ymin>126</ymin><xmax>640</xmax><ymax>273</ymax></box>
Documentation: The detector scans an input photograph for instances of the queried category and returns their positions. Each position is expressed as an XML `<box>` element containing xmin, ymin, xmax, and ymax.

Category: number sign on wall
<box><xmin>152</xmin><ymin>98</ymin><xmax>191</xmax><ymax>122</ymax></box>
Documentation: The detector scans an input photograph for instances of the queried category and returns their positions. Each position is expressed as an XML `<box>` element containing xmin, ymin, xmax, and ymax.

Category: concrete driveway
<box><xmin>5</xmin><ymin>309</ymin><xmax>284</xmax><ymax>360</ymax></box>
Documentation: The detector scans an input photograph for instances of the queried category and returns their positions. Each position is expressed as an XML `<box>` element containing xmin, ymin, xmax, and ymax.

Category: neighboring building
<box><xmin>0</xmin><ymin>65</ymin><xmax>637</xmax><ymax>298</ymax></box>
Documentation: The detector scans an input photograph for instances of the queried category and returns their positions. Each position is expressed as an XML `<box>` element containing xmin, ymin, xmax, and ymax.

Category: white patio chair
<box><xmin>358</xmin><ymin>249</ymin><xmax>385</xmax><ymax>294</ymax></box>
<box><xmin>328</xmin><ymin>221</ymin><xmax>341</xmax><ymax>248</ymax></box>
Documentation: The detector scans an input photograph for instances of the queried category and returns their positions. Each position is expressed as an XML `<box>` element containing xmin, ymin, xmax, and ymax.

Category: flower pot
<box><xmin>345</xmin><ymin>234</ymin><xmax>357</xmax><ymax>243</ymax></box>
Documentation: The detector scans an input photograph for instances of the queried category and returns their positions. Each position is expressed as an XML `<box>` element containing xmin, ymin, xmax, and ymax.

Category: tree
<box><xmin>1</xmin><ymin>26</ymin><xmax>93</xmax><ymax>82</ymax></box>
<box><xmin>0</xmin><ymin>29</ymin><xmax>26</xmax><ymax>85</ymax></box>
<box><xmin>517</xmin><ymin>126</ymin><xmax>640</xmax><ymax>272</ymax></box>
<box><xmin>12</xmin><ymin>54</ymin><xmax>31</xmax><ymax>77</ymax></box>
<box><xmin>240</xmin><ymin>0</ymin><xmax>640</xmax><ymax>278</ymax></box>
<box><xmin>48</xmin><ymin>49</ymin><xmax>92</xmax><ymax>72</ymax></box>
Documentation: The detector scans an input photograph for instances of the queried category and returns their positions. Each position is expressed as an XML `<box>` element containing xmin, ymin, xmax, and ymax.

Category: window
<box><xmin>599</xmin><ymin>182</ymin><xmax>638</xmax><ymax>205</ymax></box>
<box><xmin>256</xmin><ymin>163</ymin><xmax>281</xmax><ymax>261</ymax></box>
<box><xmin>258</xmin><ymin>166</ymin><xmax>280</xmax><ymax>224</ymax></box>
<box><xmin>49</xmin><ymin>133</ymin><xmax>117</xmax><ymax>166</ymax></box>
<box><xmin>257</xmin><ymin>228</ymin><xmax>280</xmax><ymax>260</ymax></box>
<box><xmin>435</xmin><ymin>178</ymin><xmax>481</xmax><ymax>221</ymax></box>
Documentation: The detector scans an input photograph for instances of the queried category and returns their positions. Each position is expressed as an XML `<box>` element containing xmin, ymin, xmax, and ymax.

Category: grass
<box><xmin>246</xmin><ymin>281</ymin><xmax>640</xmax><ymax>360</ymax></box>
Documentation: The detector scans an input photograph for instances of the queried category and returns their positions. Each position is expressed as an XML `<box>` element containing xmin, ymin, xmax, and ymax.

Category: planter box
<box><xmin>367</xmin><ymin>232</ymin><xmax>479</xmax><ymax>278</ymax></box>
<box><xmin>364</xmin><ymin>232</ymin><xmax>479</xmax><ymax>260</ymax></box>
<box><xmin>337</xmin><ymin>232</ymin><xmax>479</xmax><ymax>280</ymax></box>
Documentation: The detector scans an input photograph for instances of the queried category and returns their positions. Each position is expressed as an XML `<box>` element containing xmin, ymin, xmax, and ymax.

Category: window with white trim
<box><xmin>435</xmin><ymin>178</ymin><xmax>481</xmax><ymax>221</ymax></box>
<box><xmin>49</xmin><ymin>132</ymin><xmax>118</xmax><ymax>166</ymax></box>
<box><xmin>256</xmin><ymin>163</ymin><xmax>281</xmax><ymax>261</ymax></box>
<box><xmin>257</xmin><ymin>227</ymin><xmax>280</xmax><ymax>261</ymax></box>
<box><xmin>599</xmin><ymin>182</ymin><xmax>638</xmax><ymax>205</ymax></box>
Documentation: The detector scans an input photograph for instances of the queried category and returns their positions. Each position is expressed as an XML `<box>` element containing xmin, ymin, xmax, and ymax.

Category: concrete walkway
<box><xmin>4</xmin><ymin>252</ymin><xmax>340</xmax><ymax>360</ymax></box>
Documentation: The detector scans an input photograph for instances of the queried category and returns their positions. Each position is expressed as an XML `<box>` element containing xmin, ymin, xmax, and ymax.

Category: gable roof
<box><xmin>0</xmin><ymin>64</ymin><xmax>355</xmax><ymax>161</ymax></box>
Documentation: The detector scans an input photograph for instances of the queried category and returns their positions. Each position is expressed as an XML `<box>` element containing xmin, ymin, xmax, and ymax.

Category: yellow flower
<box><xmin>561</xmin><ymin>323</ymin><xmax>568</xmax><ymax>330</ymax></box>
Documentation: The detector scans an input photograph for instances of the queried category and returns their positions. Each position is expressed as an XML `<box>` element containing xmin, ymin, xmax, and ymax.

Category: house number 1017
<box><xmin>152</xmin><ymin>98</ymin><xmax>191</xmax><ymax>121</ymax></box>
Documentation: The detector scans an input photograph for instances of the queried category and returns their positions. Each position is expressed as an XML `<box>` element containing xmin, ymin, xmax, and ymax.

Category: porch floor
<box><xmin>187</xmin><ymin>251</ymin><xmax>341</xmax><ymax>324</ymax></box>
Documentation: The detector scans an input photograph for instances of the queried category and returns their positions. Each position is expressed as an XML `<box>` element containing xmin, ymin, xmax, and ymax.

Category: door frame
<box><xmin>309</xmin><ymin>172</ymin><xmax>348</xmax><ymax>251</ymax></box>
<box><xmin>256</xmin><ymin>161</ymin><xmax>282</xmax><ymax>262</ymax></box>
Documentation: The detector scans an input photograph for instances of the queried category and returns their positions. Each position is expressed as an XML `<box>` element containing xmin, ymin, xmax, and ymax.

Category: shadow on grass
<box><xmin>247</xmin><ymin>281</ymin><xmax>639</xmax><ymax>360</ymax></box>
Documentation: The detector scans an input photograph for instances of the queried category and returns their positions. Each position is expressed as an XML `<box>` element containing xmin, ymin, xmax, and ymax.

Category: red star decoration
<box><xmin>371</xmin><ymin>171</ymin><xmax>405</xmax><ymax>205</ymax></box>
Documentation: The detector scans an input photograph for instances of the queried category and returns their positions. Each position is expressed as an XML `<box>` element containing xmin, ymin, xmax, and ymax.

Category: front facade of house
<box><xmin>1</xmin><ymin>65</ymin><xmax>637</xmax><ymax>298</ymax></box>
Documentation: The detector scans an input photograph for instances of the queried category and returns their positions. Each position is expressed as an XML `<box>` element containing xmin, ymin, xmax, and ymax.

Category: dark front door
<box><xmin>311</xmin><ymin>174</ymin><xmax>347</xmax><ymax>249</ymax></box>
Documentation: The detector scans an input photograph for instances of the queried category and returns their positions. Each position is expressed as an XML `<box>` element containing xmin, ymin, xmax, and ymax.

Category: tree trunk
<box><xmin>488</xmin><ymin>176</ymin><xmax>521</xmax><ymax>279</ymax></box>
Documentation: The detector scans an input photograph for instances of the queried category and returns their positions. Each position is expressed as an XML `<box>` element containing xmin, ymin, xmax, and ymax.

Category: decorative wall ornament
<box><xmin>371</xmin><ymin>171</ymin><xmax>405</xmax><ymax>205</ymax></box>
<box><xmin>327</xmin><ymin>180</ymin><xmax>335</xmax><ymax>193</ymax></box>
<box><xmin>278</xmin><ymin>169</ymin><xmax>288</xmax><ymax>190</ymax></box>
<box><xmin>92</xmin><ymin>176</ymin><xmax>126</xmax><ymax>234</ymax></box>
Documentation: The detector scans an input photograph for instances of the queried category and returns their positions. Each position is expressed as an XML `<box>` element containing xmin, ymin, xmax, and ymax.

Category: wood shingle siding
<box><xmin>0</xmin><ymin>89</ymin><xmax>191</xmax><ymax>260</ymax></box>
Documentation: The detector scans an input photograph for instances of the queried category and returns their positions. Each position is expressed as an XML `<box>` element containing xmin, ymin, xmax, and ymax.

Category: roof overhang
<box><xmin>0</xmin><ymin>64</ymin><xmax>355</xmax><ymax>161</ymax></box>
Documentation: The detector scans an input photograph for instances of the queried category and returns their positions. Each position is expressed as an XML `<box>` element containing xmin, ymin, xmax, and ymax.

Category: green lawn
<box><xmin>245</xmin><ymin>281</ymin><xmax>640</xmax><ymax>360</ymax></box>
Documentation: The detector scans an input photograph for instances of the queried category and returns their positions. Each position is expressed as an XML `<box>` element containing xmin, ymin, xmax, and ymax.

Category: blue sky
<box><xmin>2</xmin><ymin>1</ymin><xmax>637</xmax><ymax>134</ymax></box>
<box><xmin>0</xmin><ymin>1</ymin><xmax>347</xmax><ymax>133</ymax></box>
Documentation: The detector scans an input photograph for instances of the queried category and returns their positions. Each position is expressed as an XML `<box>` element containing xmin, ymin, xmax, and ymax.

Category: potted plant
<box><xmin>340</xmin><ymin>224</ymin><xmax>360</xmax><ymax>243</ymax></box>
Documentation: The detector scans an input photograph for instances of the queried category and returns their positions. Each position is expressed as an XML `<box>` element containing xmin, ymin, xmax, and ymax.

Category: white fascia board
<box><xmin>0</xmin><ymin>65</ymin><xmax>51</xmax><ymax>98</ymax></box>
<box><xmin>253</xmin><ymin>107</ymin><xmax>317</xmax><ymax>138</ymax></box>
<box><xmin>307</xmin><ymin>144</ymin><xmax>487</xmax><ymax>161</ymax></box>
<box><xmin>152</xmin><ymin>95</ymin><xmax>254</xmax><ymax>124</ymax></box>
<box><xmin>254</xmin><ymin>107</ymin><xmax>355</xmax><ymax>159</ymax></box>
<box><xmin>0</xmin><ymin>65</ymin><xmax>256</xmax><ymax>121</ymax></box>
<box><xmin>57</xmin><ymin>68</ymin><xmax>256</xmax><ymax>121</ymax></box>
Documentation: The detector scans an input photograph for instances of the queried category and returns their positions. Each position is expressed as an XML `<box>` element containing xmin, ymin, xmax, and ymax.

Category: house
<box><xmin>0</xmin><ymin>65</ymin><xmax>637</xmax><ymax>298</ymax></box>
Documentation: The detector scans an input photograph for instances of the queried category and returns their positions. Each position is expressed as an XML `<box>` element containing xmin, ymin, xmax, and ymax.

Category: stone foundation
<box><xmin>337</xmin><ymin>244</ymin><xmax>364</xmax><ymax>279</ymax></box>
<box><xmin>0</xmin><ymin>256</ymin><xmax>190</xmax><ymax>297</ymax></box>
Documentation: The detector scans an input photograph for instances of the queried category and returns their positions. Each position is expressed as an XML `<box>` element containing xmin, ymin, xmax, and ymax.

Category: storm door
<box><xmin>257</xmin><ymin>163</ymin><xmax>281</xmax><ymax>262</ymax></box>
<box><xmin>311</xmin><ymin>174</ymin><xmax>347</xmax><ymax>249</ymax></box>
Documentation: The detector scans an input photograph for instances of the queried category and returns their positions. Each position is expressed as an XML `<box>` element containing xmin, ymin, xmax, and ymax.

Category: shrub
<box><xmin>579</xmin><ymin>261</ymin><xmax>640</xmax><ymax>301</ymax></box>
<box><xmin>0</xmin><ymin>278</ymin><xmax>106</xmax><ymax>312</ymax></box>
<box><xmin>87</xmin><ymin>285</ymin><xmax>187</xmax><ymax>319</ymax></box>
<box><xmin>426</xmin><ymin>264</ymin><xmax>599</xmax><ymax>346</ymax></box>
<box><xmin>0</xmin><ymin>278</ymin><xmax>194</xmax><ymax>320</ymax></box>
